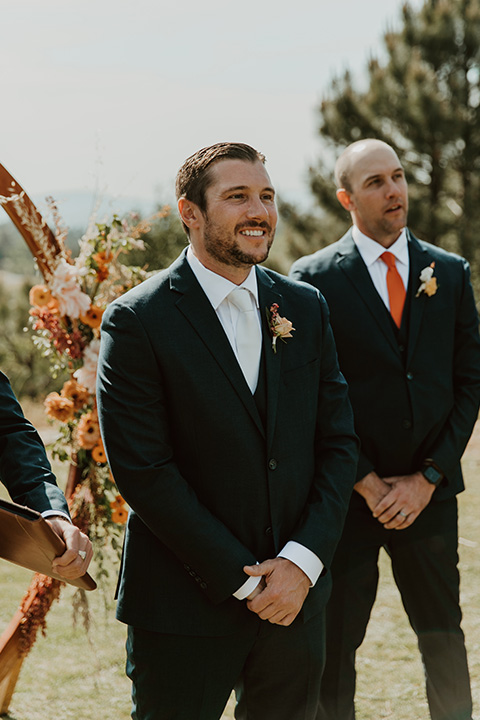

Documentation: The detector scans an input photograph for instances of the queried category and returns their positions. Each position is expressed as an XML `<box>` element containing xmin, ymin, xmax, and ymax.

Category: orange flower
<box><xmin>29</xmin><ymin>285</ymin><xmax>52</xmax><ymax>307</ymax></box>
<box><xmin>44</xmin><ymin>392</ymin><xmax>75</xmax><ymax>422</ymax></box>
<box><xmin>77</xmin><ymin>412</ymin><xmax>101</xmax><ymax>449</ymax></box>
<box><xmin>80</xmin><ymin>305</ymin><xmax>104</xmax><ymax>328</ymax></box>
<box><xmin>61</xmin><ymin>379</ymin><xmax>90</xmax><ymax>411</ymax></box>
<box><xmin>92</xmin><ymin>251</ymin><xmax>113</xmax><ymax>282</ymax></box>
<box><xmin>110</xmin><ymin>494</ymin><xmax>125</xmax><ymax>508</ymax></box>
<box><xmin>424</xmin><ymin>277</ymin><xmax>438</xmax><ymax>297</ymax></box>
<box><xmin>111</xmin><ymin>507</ymin><xmax>128</xmax><ymax>524</ymax></box>
<box><xmin>91</xmin><ymin>441</ymin><xmax>107</xmax><ymax>463</ymax></box>
<box><xmin>48</xmin><ymin>298</ymin><xmax>60</xmax><ymax>314</ymax></box>
<box><xmin>93</xmin><ymin>251</ymin><xmax>113</xmax><ymax>265</ymax></box>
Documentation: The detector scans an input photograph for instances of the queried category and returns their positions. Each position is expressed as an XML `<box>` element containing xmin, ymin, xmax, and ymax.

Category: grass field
<box><xmin>0</xmin><ymin>416</ymin><xmax>479</xmax><ymax>719</ymax></box>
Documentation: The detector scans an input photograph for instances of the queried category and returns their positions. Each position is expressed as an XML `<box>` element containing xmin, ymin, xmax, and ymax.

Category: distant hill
<box><xmin>29</xmin><ymin>190</ymin><xmax>159</xmax><ymax>229</ymax></box>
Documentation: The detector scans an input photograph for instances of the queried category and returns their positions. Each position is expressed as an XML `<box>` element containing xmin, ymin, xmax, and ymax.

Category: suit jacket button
<box><xmin>265</xmin><ymin>527</ymin><xmax>272</xmax><ymax>535</ymax></box>
<box><xmin>200</xmin><ymin>582</ymin><xmax>207</xmax><ymax>590</ymax></box>
<box><xmin>406</xmin><ymin>372</ymin><xmax>414</xmax><ymax>380</ymax></box>
<box><xmin>402</xmin><ymin>419</ymin><xmax>412</xmax><ymax>429</ymax></box>
<box><xmin>268</xmin><ymin>459</ymin><xmax>277</xmax><ymax>470</ymax></box>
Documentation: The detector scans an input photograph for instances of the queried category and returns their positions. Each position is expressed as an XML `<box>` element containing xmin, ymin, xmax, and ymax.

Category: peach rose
<box><xmin>44</xmin><ymin>392</ymin><xmax>75</xmax><ymax>422</ymax></box>
<box><xmin>61</xmin><ymin>379</ymin><xmax>90</xmax><ymax>411</ymax></box>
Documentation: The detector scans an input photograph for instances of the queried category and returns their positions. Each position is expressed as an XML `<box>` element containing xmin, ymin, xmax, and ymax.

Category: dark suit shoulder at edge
<box><xmin>409</xmin><ymin>232</ymin><xmax>469</xmax><ymax>267</ymax></box>
<box><xmin>258</xmin><ymin>265</ymin><xmax>326</xmax><ymax>304</ymax></box>
<box><xmin>291</xmin><ymin>228</ymin><xmax>470</xmax><ymax>275</ymax></box>
<box><xmin>289</xmin><ymin>230</ymin><xmax>353</xmax><ymax>274</ymax></box>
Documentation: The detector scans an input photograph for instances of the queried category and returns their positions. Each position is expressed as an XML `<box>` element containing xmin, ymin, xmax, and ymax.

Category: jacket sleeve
<box><xmin>0</xmin><ymin>371</ymin><xmax>69</xmax><ymax>515</ymax></box>
<box><xmin>426</xmin><ymin>260</ymin><xmax>480</xmax><ymax>483</ymax></box>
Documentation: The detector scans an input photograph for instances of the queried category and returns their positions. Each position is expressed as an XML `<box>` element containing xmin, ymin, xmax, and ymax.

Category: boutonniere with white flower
<box><xmin>266</xmin><ymin>303</ymin><xmax>295</xmax><ymax>353</ymax></box>
<box><xmin>416</xmin><ymin>262</ymin><xmax>438</xmax><ymax>298</ymax></box>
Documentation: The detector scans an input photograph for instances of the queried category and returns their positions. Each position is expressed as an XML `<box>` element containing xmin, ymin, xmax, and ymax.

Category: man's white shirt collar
<box><xmin>352</xmin><ymin>226</ymin><xmax>409</xmax><ymax>268</ymax></box>
<box><xmin>186</xmin><ymin>246</ymin><xmax>259</xmax><ymax>308</ymax></box>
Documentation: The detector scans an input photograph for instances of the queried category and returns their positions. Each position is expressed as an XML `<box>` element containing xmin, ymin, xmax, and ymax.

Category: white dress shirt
<box><xmin>186</xmin><ymin>247</ymin><xmax>323</xmax><ymax>599</ymax></box>
<box><xmin>352</xmin><ymin>226</ymin><xmax>409</xmax><ymax>307</ymax></box>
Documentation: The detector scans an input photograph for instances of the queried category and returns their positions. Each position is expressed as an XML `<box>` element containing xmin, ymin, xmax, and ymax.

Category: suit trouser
<box><xmin>126</xmin><ymin>609</ymin><xmax>325</xmax><ymax>720</ymax></box>
<box><xmin>316</xmin><ymin>496</ymin><xmax>472</xmax><ymax>720</ymax></box>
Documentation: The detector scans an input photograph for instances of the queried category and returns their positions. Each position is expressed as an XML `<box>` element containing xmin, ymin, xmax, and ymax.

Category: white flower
<box><xmin>50</xmin><ymin>258</ymin><xmax>91</xmax><ymax>318</ymax></box>
<box><xmin>74</xmin><ymin>339</ymin><xmax>100</xmax><ymax>393</ymax></box>
<box><xmin>416</xmin><ymin>262</ymin><xmax>438</xmax><ymax>298</ymax></box>
<box><xmin>418</xmin><ymin>265</ymin><xmax>434</xmax><ymax>283</ymax></box>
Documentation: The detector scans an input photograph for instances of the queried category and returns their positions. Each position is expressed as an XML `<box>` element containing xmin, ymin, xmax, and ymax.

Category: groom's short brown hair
<box><xmin>175</xmin><ymin>142</ymin><xmax>265</xmax><ymax>215</ymax></box>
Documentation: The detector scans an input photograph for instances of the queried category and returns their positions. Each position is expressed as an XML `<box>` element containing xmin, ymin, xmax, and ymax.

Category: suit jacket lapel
<box><xmin>405</xmin><ymin>231</ymin><xmax>430</xmax><ymax>365</ymax></box>
<box><xmin>169</xmin><ymin>252</ymin><xmax>264</xmax><ymax>437</ymax></box>
<box><xmin>257</xmin><ymin>268</ymin><xmax>283</xmax><ymax>450</ymax></box>
<box><xmin>336</xmin><ymin>232</ymin><xmax>400</xmax><ymax>355</ymax></box>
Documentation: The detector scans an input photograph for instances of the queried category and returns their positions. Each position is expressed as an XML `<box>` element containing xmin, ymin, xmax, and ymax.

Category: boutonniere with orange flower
<box><xmin>266</xmin><ymin>303</ymin><xmax>295</xmax><ymax>353</ymax></box>
<box><xmin>416</xmin><ymin>262</ymin><xmax>438</xmax><ymax>298</ymax></box>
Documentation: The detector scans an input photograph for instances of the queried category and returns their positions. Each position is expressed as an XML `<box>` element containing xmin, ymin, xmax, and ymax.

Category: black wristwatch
<box><xmin>421</xmin><ymin>463</ymin><xmax>443</xmax><ymax>487</ymax></box>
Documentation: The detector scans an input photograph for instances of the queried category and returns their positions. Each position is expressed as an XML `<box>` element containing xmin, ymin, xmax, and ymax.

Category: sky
<box><xmin>0</xmin><ymin>0</ymin><xmax>422</xmax><ymax>221</ymax></box>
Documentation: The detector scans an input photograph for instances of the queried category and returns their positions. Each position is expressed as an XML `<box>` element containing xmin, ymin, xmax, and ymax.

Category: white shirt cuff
<box><xmin>233</xmin><ymin>574</ymin><xmax>261</xmax><ymax>600</ymax></box>
<box><xmin>278</xmin><ymin>541</ymin><xmax>323</xmax><ymax>586</ymax></box>
<box><xmin>41</xmin><ymin>510</ymin><xmax>72</xmax><ymax>523</ymax></box>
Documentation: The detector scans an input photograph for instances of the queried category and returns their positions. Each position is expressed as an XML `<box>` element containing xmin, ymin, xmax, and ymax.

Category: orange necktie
<box><xmin>380</xmin><ymin>251</ymin><xmax>406</xmax><ymax>328</ymax></box>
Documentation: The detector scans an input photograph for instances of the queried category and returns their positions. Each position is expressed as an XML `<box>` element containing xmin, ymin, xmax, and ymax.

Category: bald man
<box><xmin>290</xmin><ymin>139</ymin><xmax>480</xmax><ymax>720</ymax></box>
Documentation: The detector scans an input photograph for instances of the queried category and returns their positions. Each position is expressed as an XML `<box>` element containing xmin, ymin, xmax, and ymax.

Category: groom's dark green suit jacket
<box><xmin>97</xmin><ymin>250</ymin><xmax>358</xmax><ymax>636</ymax></box>
<box><xmin>290</xmin><ymin>229</ymin><xmax>480</xmax><ymax>498</ymax></box>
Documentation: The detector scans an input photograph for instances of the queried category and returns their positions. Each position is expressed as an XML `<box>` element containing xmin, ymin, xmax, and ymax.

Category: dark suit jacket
<box><xmin>290</xmin><ymin>229</ymin><xmax>480</xmax><ymax>501</ymax></box>
<box><xmin>97</xmin><ymin>251</ymin><xmax>358</xmax><ymax>636</ymax></box>
<box><xmin>0</xmin><ymin>371</ymin><xmax>69</xmax><ymax>514</ymax></box>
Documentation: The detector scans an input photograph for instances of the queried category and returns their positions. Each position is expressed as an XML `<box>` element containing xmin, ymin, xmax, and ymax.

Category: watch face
<box><xmin>423</xmin><ymin>466</ymin><xmax>442</xmax><ymax>486</ymax></box>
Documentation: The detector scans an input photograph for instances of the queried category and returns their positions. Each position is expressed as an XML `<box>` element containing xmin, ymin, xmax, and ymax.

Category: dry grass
<box><xmin>1</xmin><ymin>423</ymin><xmax>479</xmax><ymax>719</ymax></box>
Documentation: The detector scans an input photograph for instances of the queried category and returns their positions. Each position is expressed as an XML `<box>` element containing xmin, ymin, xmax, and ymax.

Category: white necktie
<box><xmin>228</xmin><ymin>287</ymin><xmax>262</xmax><ymax>393</ymax></box>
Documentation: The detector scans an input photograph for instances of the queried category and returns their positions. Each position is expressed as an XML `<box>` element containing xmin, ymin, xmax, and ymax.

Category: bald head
<box><xmin>334</xmin><ymin>138</ymin><xmax>408</xmax><ymax>247</ymax></box>
<box><xmin>335</xmin><ymin>139</ymin><xmax>401</xmax><ymax>193</ymax></box>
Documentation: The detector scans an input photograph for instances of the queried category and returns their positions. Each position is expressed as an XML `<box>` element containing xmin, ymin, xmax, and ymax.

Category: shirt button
<box><xmin>268</xmin><ymin>459</ymin><xmax>277</xmax><ymax>470</ymax></box>
<box><xmin>398</xmin><ymin>345</ymin><xmax>405</xmax><ymax>353</ymax></box>
<box><xmin>406</xmin><ymin>372</ymin><xmax>414</xmax><ymax>380</ymax></box>
<box><xmin>265</xmin><ymin>527</ymin><xmax>272</xmax><ymax>535</ymax></box>
<box><xmin>402</xmin><ymin>419</ymin><xmax>412</xmax><ymax>429</ymax></box>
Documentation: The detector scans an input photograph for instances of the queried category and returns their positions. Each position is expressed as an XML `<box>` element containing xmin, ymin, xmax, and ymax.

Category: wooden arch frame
<box><xmin>0</xmin><ymin>163</ymin><xmax>82</xmax><ymax>715</ymax></box>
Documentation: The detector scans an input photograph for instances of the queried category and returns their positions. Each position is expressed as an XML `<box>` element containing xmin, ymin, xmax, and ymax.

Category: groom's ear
<box><xmin>178</xmin><ymin>197</ymin><xmax>203</xmax><ymax>232</ymax></box>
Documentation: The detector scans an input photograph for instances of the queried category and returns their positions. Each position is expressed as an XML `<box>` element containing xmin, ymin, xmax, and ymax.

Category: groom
<box><xmin>97</xmin><ymin>142</ymin><xmax>358</xmax><ymax>719</ymax></box>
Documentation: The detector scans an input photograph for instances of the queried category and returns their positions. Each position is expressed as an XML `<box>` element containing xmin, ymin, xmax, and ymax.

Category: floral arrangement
<box><xmin>27</xmin><ymin>200</ymin><xmax>168</xmax><ymax>579</ymax></box>
<box><xmin>266</xmin><ymin>303</ymin><xmax>295</xmax><ymax>353</ymax></box>
<box><xmin>416</xmin><ymin>262</ymin><xmax>438</xmax><ymax>297</ymax></box>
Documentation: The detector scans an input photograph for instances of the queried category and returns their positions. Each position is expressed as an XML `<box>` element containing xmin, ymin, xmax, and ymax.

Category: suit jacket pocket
<box><xmin>282</xmin><ymin>357</ymin><xmax>320</xmax><ymax>386</ymax></box>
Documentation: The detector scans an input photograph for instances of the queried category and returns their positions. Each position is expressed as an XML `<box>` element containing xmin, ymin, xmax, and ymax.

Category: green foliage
<box><xmin>125</xmin><ymin>206</ymin><xmax>188</xmax><ymax>271</ymax></box>
<box><xmin>289</xmin><ymin>0</ymin><xmax>480</xmax><ymax>285</ymax></box>
<box><xmin>0</xmin><ymin>276</ymin><xmax>66</xmax><ymax>399</ymax></box>
<box><xmin>0</xmin><ymin>222</ymin><xmax>33</xmax><ymax>272</ymax></box>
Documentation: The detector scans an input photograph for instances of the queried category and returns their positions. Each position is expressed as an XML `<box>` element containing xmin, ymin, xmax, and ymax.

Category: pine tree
<box><xmin>293</xmin><ymin>0</ymin><xmax>480</xmax><ymax>279</ymax></box>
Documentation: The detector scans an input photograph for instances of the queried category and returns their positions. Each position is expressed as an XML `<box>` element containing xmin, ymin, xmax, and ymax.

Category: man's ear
<box><xmin>336</xmin><ymin>187</ymin><xmax>354</xmax><ymax>212</ymax></box>
<box><xmin>178</xmin><ymin>198</ymin><xmax>202</xmax><ymax>231</ymax></box>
